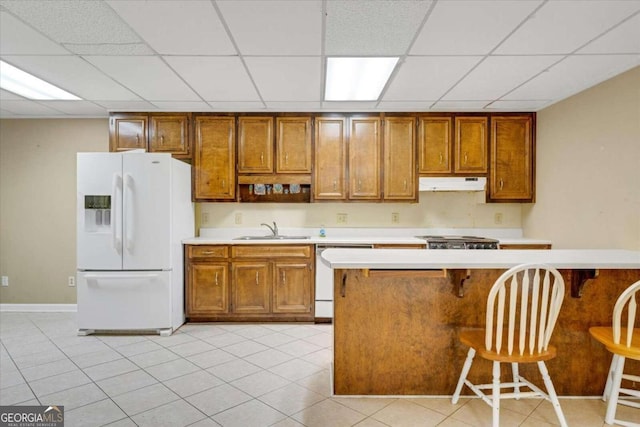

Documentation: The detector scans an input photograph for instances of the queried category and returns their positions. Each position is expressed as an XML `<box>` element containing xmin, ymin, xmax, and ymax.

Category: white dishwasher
<box><xmin>315</xmin><ymin>244</ymin><xmax>374</xmax><ymax>319</ymax></box>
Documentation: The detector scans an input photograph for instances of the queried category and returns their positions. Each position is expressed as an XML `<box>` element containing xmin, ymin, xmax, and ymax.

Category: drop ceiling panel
<box><xmin>150</xmin><ymin>101</ymin><xmax>212</xmax><ymax>111</ymax></box>
<box><xmin>1</xmin><ymin>0</ymin><xmax>151</xmax><ymax>54</ymax></box>
<box><xmin>207</xmin><ymin>101</ymin><xmax>266</xmax><ymax>111</ymax></box>
<box><xmin>495</xmin><ymin>1</ymin><xmax>640</xmax><ymax>55</ymax></box>
<box><xmin>321</xmin><ymin>101</ymin><xmax>378</xmax><ymax>110</ymax></box>
<box><xmin>107</xmin><ymin>1</ymin><xmax>236</xmax><ymax>55</ymax></box>
<box><xmin>0</xmin><ymin>11</ymin><xmax>69</xmax><ymax>54</ymax></box>
<box><xmin>503</xmin><ymin>55</ymin><xmax>640</xmax><ymax>101</ymax></box>
<box><xmin>377</xmin><ymin>101</ymin><xmax>434</xmax><ymax>111</ymax></box>
<box><xmin>38</xmin><ymin>101</ymin><xmax>109</xmax><ymax>115</ymax></box>
<box><xmin>83</xmin><ymin>56</ymin><xmax>200</xmax><ymax>101</ymax></box>
<box><xmin>443</xmin><ymin>56</ymin><xmax>563</xmax><ymax>100</ymax></box>
<box><xmin>164</xmin><ymin>56</ymin><xmax>259</xmax><ymax>101</ymax></box>
<box><xmin>245</xmin><ymin>57</ymin><xmax>320</xmax><ymax>102</ymax></box>
<box><xmin>0</xmin><ymin>89</ymin><xmax>25</xmax><ymax>100</ymax></box>
<box><xmin>95</xmin><ymin>100</ymin><xmax>157</xmax><ymax>111</ymax></box>
<box><xmin>217</xmin><ymin>0</ymin><xmax>322</xmax><ymax>55</ymax></box>
<box><xmin>411</xmin><ymin>0</ymin><xmax>541</xmax><ymax>55</ymax></box>
<box><xmin>488</xmin><ymin>100</ymin><xmax>552</xmax><ymax>111</ymax></box>
<box><xmin>265</xmin><ymin>101</ymin><xmax>321</xmax><ymax>111</ymax></box>
<box><xmin>578</xmin><ymin>13</ymin><xmax>640</xmax><ymax>54</ymax></box>
<box><xmin>431</xmin><ymin>100</ymin><xmax>490</xmax><ymax>111</ymax></box>
<box><xmin>0</xmin><ymin>100</ymin><xmax>66</xmax><ymax>116</ymax></box>
<box><xmin>383</xmin><ymin>56</ymin><xmax>482</xmax><ymax>101</ymax></box>
<box><xmin>325</xmin><ymin>0</ymin><xmax>432</xmax><ymax>55</ymax></box>
<box><xmin>2</xmin><ymin>55</ymin><xmax>140</xmax><ymax>101</ymax></box>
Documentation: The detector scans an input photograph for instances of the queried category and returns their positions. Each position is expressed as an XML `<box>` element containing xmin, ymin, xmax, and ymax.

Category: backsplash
<box><xmin>197</xmin><ymin>191</ymin><xmax>522</xmax><ymax>233</ymax></box>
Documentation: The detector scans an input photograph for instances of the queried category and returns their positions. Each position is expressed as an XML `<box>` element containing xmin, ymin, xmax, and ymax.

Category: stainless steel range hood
<box><xmin>419</xmin><ymin>177</ymin><xmax>486</xmax><ymax>192</ymax></box>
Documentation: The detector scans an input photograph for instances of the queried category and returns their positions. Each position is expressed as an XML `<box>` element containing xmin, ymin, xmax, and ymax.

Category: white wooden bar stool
<box><xmin>589</xmin><ymin>279</ymin><xmax>640</xmax><ymax>427</ymax></box>
<box><xmin>452</xmin><ymin>263</ymin><xmax>568</xmax><ymax>427</ymax></box>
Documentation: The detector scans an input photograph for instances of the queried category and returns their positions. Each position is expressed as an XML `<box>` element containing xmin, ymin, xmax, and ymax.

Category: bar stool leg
<box><xmin>492</xmin><ymin>361</ymin><xmax>501</xmax><ymax>427</ymax></box>
<box><xmin>603</xmin><ymin>354</ymin><xmax>619</xmax><ymax>402</ymax></box>
<box><xmin>605</xmin><ymin>355</ymin><xmax>626</xmax><ymax>425</ymax></box>
<box><xmin>452</xmin><ymin>348</ymin><xmax>475</xmax><ymax>404</ymax></box>
<box><xmin>512</xmin><ymin>363</ymin><xmax>520</xmax><ymax>399</ymax></box>
<box><xmin>538</xmin><ymin>361</ymin><xmax>568</xmax><ymax>427</ymax></box>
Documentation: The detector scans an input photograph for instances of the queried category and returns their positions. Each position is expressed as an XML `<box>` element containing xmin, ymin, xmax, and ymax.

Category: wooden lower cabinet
<box><xmin>186</xmin><ymin>244</ymin><xmax>314</xmax><ymax>321</ymax></box>
<box><xmin>232</xmin><ymin>262</ymin><xmax>271</xmax><ymax>314</ymax></box>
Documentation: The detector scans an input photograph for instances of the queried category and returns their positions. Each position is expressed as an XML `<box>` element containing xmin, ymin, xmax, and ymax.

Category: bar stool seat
<box><xmin>459</xmin><ymin>330</ymin><xmax>558</xmax><ymax>363</ymax></box>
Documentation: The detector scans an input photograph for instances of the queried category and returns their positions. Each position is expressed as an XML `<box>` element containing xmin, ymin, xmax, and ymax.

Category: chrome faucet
<box><xmin>261</xmin><ymin>221</ymin><xmax>279</xmax><ymax>237</ymax></box>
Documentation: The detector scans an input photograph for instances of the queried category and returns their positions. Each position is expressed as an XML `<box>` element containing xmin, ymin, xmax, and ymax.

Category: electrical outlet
<box><xmin>68</xmin><ymin>276</ymin><xmax>75</xmax><ymax>287</ymax></box>
<box><xmin>235</xmin><ymin>213</ymin><xmax>243</xmax><ymax>224</ymax></box>
<box><xmin>391</xmin><ymin>212</ymin><xmax>400</xmax><ymax>224</ymax></box>
<box><xmin>1</xmin><ymin>276</ymin><xmax>8</xmax><ymax>287</ymax></box>
<box><xmin>202</xmin><ymin>212</ymin><xmax>210</xmax><ymax>224</ymax></box>
<box><xmin>494</xmin><ymin>212</ymin><xmax>503</xmax><ymax>224</ymax></box>
<box><xmin>337</xmin><ymin>213</ymin><xmax>348</xmax><ymax>224</ymax></box>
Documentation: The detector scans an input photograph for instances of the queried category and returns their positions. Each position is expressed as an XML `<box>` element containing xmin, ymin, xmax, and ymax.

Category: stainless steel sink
<box><xmin>233</xmin><ymin>235</ymin><xmax>311</xmax><ymax>240</ymax></box>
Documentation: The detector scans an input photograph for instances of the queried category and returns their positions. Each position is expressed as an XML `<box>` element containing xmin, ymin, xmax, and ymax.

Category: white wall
<box><xmin>523</xmin><ymin>66</ymin><xmax>640</xmax><ymax>250</ymax></box>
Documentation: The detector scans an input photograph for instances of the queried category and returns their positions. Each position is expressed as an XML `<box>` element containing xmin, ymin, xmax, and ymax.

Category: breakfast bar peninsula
<box><xmin>321</xmin><ymin>249</ymin><xmax>640</xmax><ymax>396</ymax></box>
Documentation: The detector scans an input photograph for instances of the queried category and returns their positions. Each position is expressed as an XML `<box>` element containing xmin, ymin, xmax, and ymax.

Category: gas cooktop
<box><xmin>415</xmin><ymin>235</ymin><xmax>500</xmax><ymax>250</ymax></box>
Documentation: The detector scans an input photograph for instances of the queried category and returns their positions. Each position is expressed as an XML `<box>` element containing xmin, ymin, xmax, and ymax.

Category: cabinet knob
<box><xmin>500</xmin><ymin>179</ymin><xmax>504</xmax><ymax>190</ymax></box>
<box><xmin>136</xmin><ymin>134</ymin><xmax>140</xmax><ymax>143</ymax></box>
<box><xmin>333</xmin><ymin>180</ymin><xmax>337</xmax><ymax>190</ymax></box>
<box><xmin>285</xmin><ymin>153</ymin><xmax>289</xmax><ymax>164</ymax></box>
<box><xmin>215</xmin><ymin>272</ymin><xmax>219</xmax><ymax>286</ymax></box>
<box><xmin>260</xmin><ymin>152</ymin><xmax>264</xmax><ymax>165</ymax></box>
<box><xmin>282</xmin><ymin>271</ymin><xmax>286</xmax><ymax>285</ymax></box>
<box><xmin>464</xmin><ymin>152</ymin><xmax>468</xmax><ymax>164</ymax></box>
<box><xmin>160</xmin><ymin>135</ymin><xmax>164</xmax><ymax>145</ymax></box>
<box><xmin>255</xmin><ymin>271</ymin><xmax>259</xmax><ymax>285</ymax></box>
<box><xmin>403</xmin><ymin>180</ymin><xmax>407</xmax><ymax>190</ymax></box>
<box><xmin>439</xmin><ymin>152</ymin><xmax>443</xmax><ymax>164</ymax></box>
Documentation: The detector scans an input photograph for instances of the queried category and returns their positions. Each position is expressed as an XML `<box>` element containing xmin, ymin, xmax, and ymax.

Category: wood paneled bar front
<box><xmin>321</xmin><ymin>249</ymin><xmax>640</xmax><ymax>396</ymax></box>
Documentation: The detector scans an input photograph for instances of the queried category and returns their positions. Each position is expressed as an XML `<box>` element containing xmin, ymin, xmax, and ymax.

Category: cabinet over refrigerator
<box><xmin>76</xmin><ymin>152</ymin><xmax>194</xmax><ymax>336</ymax></box>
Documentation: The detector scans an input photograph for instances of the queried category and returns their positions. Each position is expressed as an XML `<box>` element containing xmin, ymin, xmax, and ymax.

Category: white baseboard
<box><xmin>0</xmin><ymin>304</ymin><xmax>77</xmax><ymax>312</ymax></box>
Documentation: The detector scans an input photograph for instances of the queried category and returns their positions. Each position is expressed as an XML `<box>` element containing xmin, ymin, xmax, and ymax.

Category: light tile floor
<box><xmin>1</xmin><ymin>312</ymin><xmax>636</xmax><ymax>427</ymax></box>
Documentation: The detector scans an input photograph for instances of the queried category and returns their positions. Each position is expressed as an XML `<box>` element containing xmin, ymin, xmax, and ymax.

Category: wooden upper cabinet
<box><xmin>149</xmin><ymin>114</ymin><xmax>190</xmax><ymax>158</ymax></box>
<box><xmin>349</xmin><ymin>117</ymin><xmax>381</xmax><ymax>200</ymax></box>
<box><xmin>418</xmin><ymin>117</ymin><xmax>452</xmax><ymax>174</ymax></box>
<box><xmin>276</xmin><ymin>117</ymin><xmax>312</xmax><ymax>173</ymax></box>
<box><xmin>237</xmin><ymin>117</ymin><xmax>274</xmax><ymax>174</ymax></box>
<box><xmin>489</xmin><ymin>115</ymin><xmax>534</xmax><ymax>202</ymax></box>
<box><xmin>383</xmin><ymin>117</ymin><xmax>416</xmax><ymax>201</ymax></box>
<box><xmin>109</xmin><ymin>114</ymin><xmax>147</xmax><ymax>152</ymax></box>
<box><xmin>193</xmin><ymin>116</ymin><xmax>236</xmax><ymax>201</ymax></box>
<box><xmin>314</xmin><ymin>117</ymin><xmax>347</xmax><ymax>200</ymax></box>
<box><xmin>454</xmin><ymin>116</ymin><xmax>487</xmax><ymax>174</ymax></box>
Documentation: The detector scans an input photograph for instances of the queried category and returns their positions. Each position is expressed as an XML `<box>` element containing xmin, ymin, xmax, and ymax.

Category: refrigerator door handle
<box><xmin>85</xmin><ymin>273</ymin><xmax>158</xmax><ymax>283</ymax></box>
<box><xmin>112</xmin><ymin>173</ymin><xmax>123</xmax><ymax>253</ymax></box>
<box><xmin>124</xmin><ymin>173</ymin><xmax>135</xmax><ymax>252</ymax></box>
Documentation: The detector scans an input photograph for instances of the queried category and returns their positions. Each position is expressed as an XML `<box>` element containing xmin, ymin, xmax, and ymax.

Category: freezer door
<box><xmin>77</xmin><ymin>271</ymin><xmax>171</xmax><ymax>330</ymax></box>
<box><xmin>122</xmin><ymin>153</ymin><xmax>171</xmax><ymax>270</ymax></box>
<box><xmin>77</xmin><ymin>153</ymin><xmax>123</xmax><ymax>270</ymax></box>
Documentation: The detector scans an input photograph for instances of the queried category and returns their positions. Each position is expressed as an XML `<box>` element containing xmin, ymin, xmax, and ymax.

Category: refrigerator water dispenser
<box><xmin>84</xmin><ymin>195</ymin><xmax>111</xmax><ymax>231</ymax></box>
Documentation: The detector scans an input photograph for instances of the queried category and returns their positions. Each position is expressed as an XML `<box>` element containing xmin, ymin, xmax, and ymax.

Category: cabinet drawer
<box><xmin>188</xmin><ymin>245</ymin><xmax>229</xmax><ymax>259</ymax></box>
<box><xmin>232</xmin><ymin>245</ymin><xmax>312</xmax><ymax>259</ymax></box>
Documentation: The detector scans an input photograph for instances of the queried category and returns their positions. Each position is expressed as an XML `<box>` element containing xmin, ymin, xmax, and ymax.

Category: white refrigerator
<box><xmin>76</xmin><ymin>152</ymin><xmax>193</xmax><ymax>336</ymax></box>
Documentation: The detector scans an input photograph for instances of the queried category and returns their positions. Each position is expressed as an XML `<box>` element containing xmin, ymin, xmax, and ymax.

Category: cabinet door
<box><xmin>349</xmin><ymin>117</ymin><xmax>381</xmax><ymax>200</ymax></box>
<box><xmin>314</xmin><ymin>117</ymin><xmax>347</xmax><ymax>200</ymax></box>
<box><xmin>109</xmin><ymin>114</ymin><xmax>147</xmax><ymax>152</ymax></box>
<box><xmin>419</xmin><ymin>117</ymin><xmax>452</xmax><ymax>174</ymax></box>
<box><xmin>193</xmin><ymin>116</ymin><xmax>236</xmax><ymax>200</ymax></box>
<box><xmin>489</xmin><ymin>116</ymin><xmax>534</xmax><ymax>202</ymax></box>
<box><xmin>232</xmin><ymin>262</ymin><xmax>270</xmax><ymax>314</ymax></box>
<box><xmin>238</xmin><ymin>117</ymin><xmax>274</xmax><ymax>173</ymax></box>
<box><xmin>383</xmin><ymin>117</ymin><xmax>416</xmax><ymax>201</ymax></box>
<box><xmin>454</xmin><ymin>117</ymin><xmax>487</xmax><ymax>174</ymax></box>
<box><xmin>273</xmin><ymin>262</ymin><xmax>312</xmax><ymax>313</ymax></box>
<box><xmin>276</xmin><ymin>117</ymin><xmax>312</xmax><ymax>173</ymax></box>
<box><xmin>187</xmin><ymin>263</ymin><xmax>229</xmax><ymax>315</ymax></box>
<box><xmin>149</xmin><ymin>114</ymin><xmax>190</xmax><ymax>157</ymax></box>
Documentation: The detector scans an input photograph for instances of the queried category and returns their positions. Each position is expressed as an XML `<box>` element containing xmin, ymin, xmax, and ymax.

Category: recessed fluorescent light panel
<box><xmin>0</xmin><ymin>60</ymin><xmax>80</xmax><ymax>100</ymax></box>
<box><xmin>325</xmin><ymin>57</ymin><xmax>399</xmax><ymax>101</ymax></box>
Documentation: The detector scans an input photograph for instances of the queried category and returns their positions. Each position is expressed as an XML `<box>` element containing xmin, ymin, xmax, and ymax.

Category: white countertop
<box><xmin>183</xmin><ymin>227</ymin><xmax>552</xmax><ymax>246</ymax></box>
<box><xmin>320</xmin><ymin>249</ymin><xmax>640</xmax><ymax>269</ymax></box>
